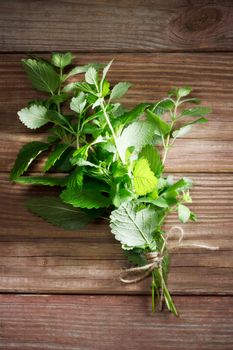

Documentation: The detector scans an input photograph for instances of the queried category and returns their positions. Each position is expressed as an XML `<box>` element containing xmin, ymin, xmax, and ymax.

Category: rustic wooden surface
<box><xmin>0</xmin><ymin>0</ymin><xmax>233</xmax><ymax>52</ymax></box>
<box><xmin>0</xmin><ymin>295</ymin><xmax>233</xmax><ymax>350</ymax></box>
<box><xmin>0</xmin><ymin>0</ymin><xmax>233</xmax><ymax>348</ymax></box>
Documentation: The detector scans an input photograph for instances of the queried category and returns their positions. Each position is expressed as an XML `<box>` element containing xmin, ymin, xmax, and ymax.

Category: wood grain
<box><xmin>0</xmin><ymin>1</ymin><xmax>233</xmax><ymax>52</ymax></box>
<box><xmin>1</xmin><ymin>53</ymin><xmax>233</xmax><ymax>140</ymax></box>
<box><xmin>1</xmin><ymin>53</ymin><xmax>233</xmax><ymax>173</ymax></box>
<box><xmin>0</xmin><ymin>294</ymin><xmax>232</xmax><ymax>350</ymax></box>
<box><xmin>0</xmin><ymin>173</ymin><xmax>232</xmax><ymax>294</ymax></box>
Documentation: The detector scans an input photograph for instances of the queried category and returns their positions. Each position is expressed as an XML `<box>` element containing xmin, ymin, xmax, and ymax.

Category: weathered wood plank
<box><xmin>1</xmin><ymin>53</ymin><xmax>233</xmax><ymax>140</ymax></box>
<box><xmin>1</xmin><ymin>173</ymin><xmax>233</xmax><ymax>241</ymax></box>
<box><xmin>0</xmin><ymin>173</ymin><xmax>232</xmax><ymax>294</ymax></box>
<box><xmin>0</xmin><ymin>1</ymin><xmax>233</xmax><ymax>52</ymax></box>
<box><xmin>1</xmin><ymin>53</ymin><xmax>233</xmax><ymax>172</ymax></box>
<box><xmin>0</xmin><ymin>295</ymin><xmax>232</xmax><ymax>350</ymax></box>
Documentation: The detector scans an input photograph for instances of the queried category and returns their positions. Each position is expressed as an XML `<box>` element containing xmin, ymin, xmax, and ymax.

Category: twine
<box><xmin>120</xmin><ymin>226</ymin><xmax>219</xmax><ymax>284</ymax></box>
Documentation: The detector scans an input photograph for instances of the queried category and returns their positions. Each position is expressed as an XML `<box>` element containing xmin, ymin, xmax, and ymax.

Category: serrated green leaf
<box><xmin>70</xmin><ymin>92</ymin><xmax>86</xmax><ymax>114</ymax></box>
<box><xmin>51</xmin><ymin>52</ymin><xmax>73</xmax><ymax>68</ymax></box>
<box><xmin>85</xmin><ymin>67</ymin><xmax>98</xmax><ymax>85</ymax></box>
<box><xmin>139</xmin><ymin>145</ymin><xmax>163</xmax><ymax>176</ymax></box>
<box><xmin>178</xmin><ymin>204</ymin><xmax>190</xmax><ymax>223</ymax></box>
<box><xmin>165</xmin><ymin>177</ymin><xmax>192</xmax><ymax>194</ymax></box>
<box><xmin>117</xmin><ymin>120</ymin><xmax>156</xmax><ymax>163</ymax></box>
<box><xmin>181</xmin><ymin>106</ymin><xmax>211</xmax><ymax>117</ymax></box>
<box><xmin>22</xmin><ymin>59</ymin><xmax>60</xmax><ymax>93</ymax></box>
<box><xmin>110</xmin><ymin>202</ymin><xmax>159</xmax><ymax>249</ymax></box>
<box><xmin>110</xmin><ymin>82</ymin><xmax>132</xmax><ymax>101</ymax></box>
<box><xmin>66</xmin><ymin>167</ymin><xmax>84</xmax><ymax>189</ymax></box>
<box><xmin>172</xmin><ymin>124</ymin><xmax>193</xmax><ymax>138</ymax></box>
<box><xmin>13</xmin><ymin>175</ymin><xmax>67</xmax><ymax>187</ymax></box>
<box><xmin>113</xmin><ymin>103</ymin><xmax>151</xmax><ymax>129</ymax></box>
<box><xmin>64</xmin><ymin>63</ymin><xmax>105</xmax><ymax>80</ymax></box>
<box><xmin>10</xmin><ymin>141</ymin><xmax>50</xmax><ymax>180</ymax></box>
<box><xmin>177</xmin><ymin>86</ymin><xmax>192</xmax><ymax>98</ymax></box>
<box><xmin>146</xmin><ymin>109</ymin><xmax>171</xmax><ymax>136</ymax></box>
<box><xmin>133</xmin><ymin>158</ymin><xmax>158</xmax><ymax>196</ymax></box>
<box><xmin>60</xmin><ymin>181</ymin><xmax>111</xmax><ymax>209</ymax></box>
<box><xmin>26</xmin><ymin>196</ymin><xmax>98</xmax><ymax>230</ymax></box>
<box><xmin>44</xmin><ymin>144</ymin><xmax>69</xmax><ymax>172</ymax></box>
<box><xmin>18</xmin><ymin>104</ymin><xmax>48</xmax><ymax>129</ymax></box>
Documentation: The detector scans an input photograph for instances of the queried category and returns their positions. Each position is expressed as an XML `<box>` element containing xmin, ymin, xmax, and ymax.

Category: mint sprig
<box><xmin>10</xmin><ymin>52</ymin><xmax>211</xmax><ymax>316</ymax></box>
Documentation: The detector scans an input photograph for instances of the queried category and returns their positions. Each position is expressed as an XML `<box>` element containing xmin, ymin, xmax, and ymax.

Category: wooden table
<box><xmin>0</xmin><ymin>1</ymin><xmax>232</xmax><ymax>349</ymax></box>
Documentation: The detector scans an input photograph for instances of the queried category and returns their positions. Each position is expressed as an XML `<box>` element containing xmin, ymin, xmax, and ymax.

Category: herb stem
<box><xmin>100</xmin><ymin>100</ymin><xmax>125</xmax><ymax>164</ymax></box>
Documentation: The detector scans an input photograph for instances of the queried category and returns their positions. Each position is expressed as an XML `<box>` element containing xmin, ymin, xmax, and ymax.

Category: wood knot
<box><xmin>169</xmin><ymin>6</ymin><xmax>223</xmax><ymax>44</ymax></box>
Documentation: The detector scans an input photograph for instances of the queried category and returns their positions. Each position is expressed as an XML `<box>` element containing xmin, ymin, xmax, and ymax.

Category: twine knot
<box><xmin>120</xmin><ymin>251</ymin><xmax>164</xmax><ymax>284</ymax></box>
<box><xmin>120</xmin><ymin>226</ymin><xmax>219</xmax><ymax>284</ymax></box>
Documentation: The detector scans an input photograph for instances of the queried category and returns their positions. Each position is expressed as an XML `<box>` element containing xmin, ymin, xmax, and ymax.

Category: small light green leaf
<box><xmin>44</xmin><ymin>144</ymin><xmax>69</xmax><ymax>172</ymax></box>
<box><xmin>64</xmin><ymin>63</ymin><xmax>105</xmax><ymax>80</ymax></box>
<box><xmin>70</xmin><ymin>92</ymin><xmax>86</xmax><ymax>114</ymax></box>
<box><xmin>22</xmin><ymin>59</ymin><xmax>60</xmax><ymax>93</ymax></box>
<box><xmin>177</xmin><ymin>86</ymin><xmax>192</xmax><ymax>98</ymax></box>
<box><xmin>139</xmin><ymin>145</ymin><xmax>163</xmax><ymax>176</ymax></box>
<box><xmin>172</xmin><ymin>125</ymin><xmax>192</xmax><ymax>138</ymax></box>
<box><xmin>51</xmin><ymin>52</ymin><xmax>73</xmax><ymax>68</ymax></box>
<box><xmin>101</xmin><ymin>60</ymin><xmax>113</xmax><ymax>86</ymax></box>
<box><xmin>133</xmin><ymin>158</ymin><xmax>158</xmax><ymax>196</ymax></box>
<box><xmin>10</xmin><ymin>141</ymin><xmax>50</xmax><ymax>180</ymax></box>
<box><xmin>18</xmin><ymin>104</ymin><xmax>48</xmax><ymax>129</ymax></box>
<box><xmin>110</xmin><ymin>202</ymin><xmax>159</xmax><ymax>249</ymax></box>
<box><xmin>146</xmin><ymin>109</ymin><xmax>170</xmax><ymax>136</ymax></box>
<box><xmin>181</xmin><ymin>107</ymin><xmax>211</xmax><ymax>117</ymax></box>
<box><xmin>178</xmin><ymin>204</ymin><xmax>190</xmax><ymax>223</ymax></box>
<box><xmin>85</xmin><ymin>67</ymin><xmax>98</xmax><ymax>85</ymax></box>
<box><xmin>165</xmin><ymin>177</ymin><xmax>192</xmax><ymax>193</ymax></box>
<box><xmin>60</xmin><ymin>181</ymin><xmax>111</xmax><ymax>209</ymax></box>
<box><xmin>172</xmin><ymin>118</ymin><xmax>208</xmax><ymax>138</ymax></box>
<box><xmin>110</xmin><ymin>82</ymin><xmax>132</xmax><ymax>101</ymax></box>
<box><xmin>26</xmin><ymin>196</ymin><xmax>98</xmax><ymax>230</ymax></box>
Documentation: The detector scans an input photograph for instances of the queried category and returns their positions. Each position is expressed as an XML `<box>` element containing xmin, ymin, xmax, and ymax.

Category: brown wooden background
<box><xmin>0</xmin><ymin>1</ymin><xmax>233</xmax><ymax>349</ymax></box>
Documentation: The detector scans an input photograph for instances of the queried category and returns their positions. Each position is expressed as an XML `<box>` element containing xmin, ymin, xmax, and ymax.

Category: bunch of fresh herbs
<box><xmin>10</xmin><ymin>52</ymin><xmax>211</xmax><ymax>316</ymax></box>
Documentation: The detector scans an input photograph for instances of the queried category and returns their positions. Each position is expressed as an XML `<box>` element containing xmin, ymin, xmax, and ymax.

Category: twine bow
<box><xmin>120</xmin><ymin>226</ymin><xmax>219</xmax><ymax>284</ymax></box>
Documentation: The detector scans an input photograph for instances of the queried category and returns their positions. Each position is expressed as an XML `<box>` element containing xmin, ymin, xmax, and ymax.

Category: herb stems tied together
<box><xmin>11</xmin><ymin>52</ymin><xmax>211</xmax><ymax>316</ymax></box>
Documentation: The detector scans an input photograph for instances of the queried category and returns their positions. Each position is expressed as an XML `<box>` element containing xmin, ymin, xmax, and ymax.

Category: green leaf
<box><xmin>85</xmin><ymin>67</ymin><xmax>98</xmax><ymax>85</ymax></box>
<box><xmin>26</xmin><ymin>196</ymin><xmax>98</xmax><ymax>230</ymax></box>
<box><xmin>51</xmin><ymin>52</ymin><xmax>73</xmax><ymax>68</ymax></box>
<box><xmin>113</xmin><ymin>103</ymin><xmax>151</xmax><ymax>129</ymax></box>
<box><xmin>101</xmin><ymin>60</ymin><xmax>113</xmax><ymax>86</ymax></box>
<box><xmin>139</xmin><ymin>145</ymin><xmax>163</xmax><ymax>176</ymax></box>
<box><xmin>133</xmin><ymin>158</ymin><xmax>158</xmax><ymax>196</ymax></box>
<box><xmin>70</xmin><ymin>92</ymin><xmax>86</xmax><ymax>114</ymax></box>
<box><xmin>178</xmin><ymin>204</ymin><xmax>190</xmax><ymax>223</ymax></box>
<box><xmin>110</xmin><ymin>202</ymin><xmax>159</xmax><ymax>249</ymax></box>
<box><xmin>66</xmin><ymin>167</ymin><xmax>84</xmax><ymax>189</ymax></box>
<box><xmin>146</xmin><ymin>109</ymin><xmax>170</xmax><ymax>136</ymax></box>
<box><xmin>22</xmin><ymin>59</ymin><xmax>60</xmax><ymax>93</ymax></box>
<box><xmin>165</xmin><ymin>177</ymin><xmax>192</xmax><ymax>193</ymax></box>
<box><xmin>172</xmin><ymin>118</ymin><xmax>208</xmax><ymax>138</ymax></box>
<box><xmin>117</xmin><ymin>120</ymin><xmax>156</xmax><ymax>163</ymax></box>
<box><xmin>13</xmin><ymin>176</ymin><xmax>67</xmax><ymax>187</ymax></box>
<box><xmin>172</xmin><ymin>124</ymin><xmax>192</xmax><ymax>138</ymax></box>
<box><xmin>60</xmin><ymin>181</ymin><xmax>111</xmax><ymax>209</ymax></box>
<box><xmin>181</xmin><ymin>106</ymin><xmax>211</xmax><ymax>117</ymax></box>
<box><xmin>177</xmin><ymin>86</ymin><xmax>192</xmax><ymax>98</ymax></box>
<box><xmin>18</xmin><ymin>104</ymin><xmax>48</xmax><ymax>129</ymax></box>
<box><xmin>10</xmin><ymin>141</ymin><xmax>50</xmax><ymax>180</ymax></box>
<box><xmin>110</xmin><ymin>82</ymin><xmax>132</xmax><ymax>101</ymax></box>
<box><xmin>44</xmin><ymin>144</ymin><xmax>69</xmax><ymax>172</ymax></box>
<box><xmin>64</xmin><ymin>63</ymin><xmax>105</xmax><ymax>80</ymax></box>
